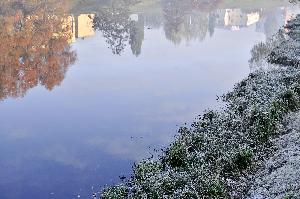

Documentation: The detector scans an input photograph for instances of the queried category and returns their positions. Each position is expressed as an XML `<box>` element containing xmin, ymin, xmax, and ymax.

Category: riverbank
<box><xmin>101</xmin><ymin>14</ymin><xmax>300</xmax><ymax>199</ymax></box>
<box><xmin>248</xmin><ymin>112</ymin><xmax>300</xmax><ymax>199</ymax></box>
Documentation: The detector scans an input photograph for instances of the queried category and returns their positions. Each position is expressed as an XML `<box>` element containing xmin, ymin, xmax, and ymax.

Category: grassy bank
<box><xmin>101</xmin><ymin>14</ymin><xmax>300</xmax><ymax>199</ymax></box>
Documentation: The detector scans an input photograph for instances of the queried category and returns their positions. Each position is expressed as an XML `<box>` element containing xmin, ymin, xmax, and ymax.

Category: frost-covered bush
<box><xmin>101</xmin><ymin>15</ymin><xmax>300</xmax><ymax>199</ymax></box>
<box><xmin>268</xmin><ymin>15</ymin><xmax>300</xmax><ymax>67</ymax></box>
<box><xmin>102</xmin><ymin>185</ymin><xmax>129</xmax><ymax>199</ymax></box>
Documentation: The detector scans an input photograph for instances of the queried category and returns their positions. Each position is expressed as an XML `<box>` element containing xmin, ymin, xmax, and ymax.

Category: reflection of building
<box><xmin>215</xmin><ymin>9</ymin><xmax>260</xmax><ymax>30</ymax></box>
<box><xmin>129</xmin><ymin>14</ymin><xmax>139</xmax><ymax>22</ymax></box>
<box><xmin>63</xmin><ymin>6</ymin><xmax>300</xmax><ymax>50</ymax></box>
<box><xmin>66</xmin><ymin>14</ymin><xmax>95</xmax><ymax>43</ymax></box>
<box><xmin>247</xmin><ymin>12</ymin><xmax>260</xmax><ymax>26</ymax></box>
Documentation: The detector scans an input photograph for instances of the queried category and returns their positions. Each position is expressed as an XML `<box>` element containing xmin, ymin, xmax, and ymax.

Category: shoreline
<box><xmin>101</xmin><ymin>14</ymin><xmax>300</xmax><ymax>199</ymax></box>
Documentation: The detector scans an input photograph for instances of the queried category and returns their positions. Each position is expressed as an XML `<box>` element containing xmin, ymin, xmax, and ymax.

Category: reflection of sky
<box><xmin>0</xmin><ymin>20</ymin><xmax>269</xmax><ymax>199</ymax></box>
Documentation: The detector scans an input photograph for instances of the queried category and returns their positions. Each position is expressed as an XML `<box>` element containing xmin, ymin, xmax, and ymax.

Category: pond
<box><xmin>0</xmin><ymin>0</ymin><xmax>298</xmax><ymax>198</ymax></box>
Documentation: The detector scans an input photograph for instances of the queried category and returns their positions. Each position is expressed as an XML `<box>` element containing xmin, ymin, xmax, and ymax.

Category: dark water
<box><xmin>0</xmin><ymin>0</ymin><xmax>298</xmax><ymax>198</ymax></box>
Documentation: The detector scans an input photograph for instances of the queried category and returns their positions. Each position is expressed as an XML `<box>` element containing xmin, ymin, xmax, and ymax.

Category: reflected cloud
<box><xmin>42</xmin><ymin>145</ymin><xmax>87</xmax><ymax>169</ymax></box>
<box><xmin>87</xmin><ymin>129</ymin><xmax>173</xmax><ymax>161</ymax></box>
<box><xmin>88</xmin><ymin>137</ymin><xmax>149</xmax><ymax>161</ymax></box>
<box><xmin>8</xmin><ymin>128</ymin><xmax>32</xmax><ymax>139</ymax></box>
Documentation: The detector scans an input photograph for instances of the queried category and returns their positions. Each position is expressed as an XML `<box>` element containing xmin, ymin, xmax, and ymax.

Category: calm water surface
<box><xmin>0</xmin><ymin>0</ymin><xmax>298</xmax><ymax>198</ymax></box>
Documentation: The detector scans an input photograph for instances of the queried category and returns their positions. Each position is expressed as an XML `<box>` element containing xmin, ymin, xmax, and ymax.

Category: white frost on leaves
<box><xmin>249</xmin><ymin>112</ymin><xmax>300</xmax><ymax>199</ymax></box>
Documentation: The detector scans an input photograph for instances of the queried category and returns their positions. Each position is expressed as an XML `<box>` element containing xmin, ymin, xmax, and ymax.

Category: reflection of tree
<box><xmin>162</xmin><ymin>0</ymin><xmax>187</xmax><ymax>45</ymax></box>
<box><xmin>130</xmin><ymin>15</ymin><xmax>144</xmax><ymax>56</ymax></box>
<box><xmin>93</xmin><ymin>7</ymin><xmax>132</xmax><ymax>55</ymax></box>
<box><xmin>93</xmin><ymin>1</ymin><xmax>144</xmax><ymax>56</ymax></box>
<box><xmin>191</xmin><ymin>0</ymin><xmax>221</xmax><ymax>11</ymax></box>
<box><xmin>184</xmin><ymin>13</ymin><xmax>208</xmax><ymax>42</ymax></box>
<box><xmin>144</xmin><ymin>14</ymin><xmax>163</xmax><ymax>29</ymax></box>
<box><xmin>208</xmin><ymin>13</ymin><xmax>216</xmax><ymax>37</ymax></box>
<box><xmin>91</xmin><ymin>0</ymin><xmax>223</xmax><ymax>53</ymax></box>
<box><xmin>257</xmin><ymin>8</ymin><xmax>285</xmax><ymax>38</ymax></box>
<box><xmin>0</xmin><ymin>0</ymin><xmax>76</xmax><ymax>100</ymax></box>
<box><xmin>163</xmin><ymin>0</ymin><xmax>210</xmax><ymax>44</ymax></box>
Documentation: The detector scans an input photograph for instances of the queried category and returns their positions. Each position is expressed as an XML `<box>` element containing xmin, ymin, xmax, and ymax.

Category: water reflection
<box><xmin>0</xmin><ymin>0</ymin><xmax>299</xmax><ymax>199</ymax></box>
<box><xmin>92</xmin><ymin>6</ymin><xmax>138</xmax><ymax>55</ymax></box>
<box><xmin>90</xmin><ymin>0</ymin><xmax>296</xmax><ymax>56</ymax></box>
<box><xmin>0</xmin><ymin>0</ymin><xmax>76</xmax><ymax>100</ymax></box>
